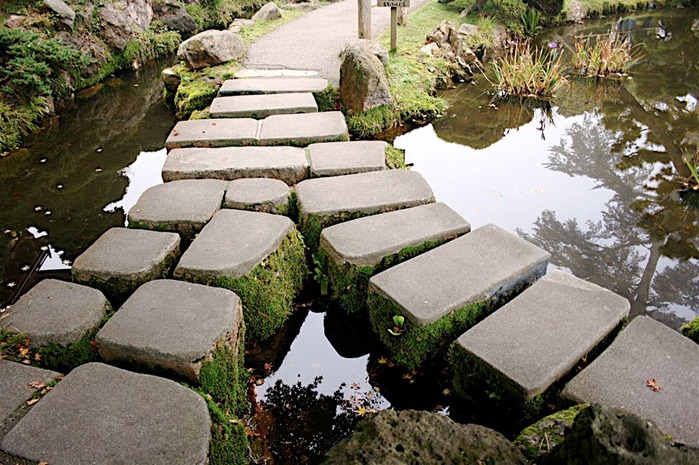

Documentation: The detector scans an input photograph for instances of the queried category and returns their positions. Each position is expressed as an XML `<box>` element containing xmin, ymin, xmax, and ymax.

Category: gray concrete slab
<box><xmin>218</xmin><ymin>77</ymin><xmax>328</xmax><ymax>95</ymax></box>
<box><xmin>2</xmin><ymin>279</ymin><xmax>110</xmax><ymax>348</ymax></box>
<box><xmin>0</xmin><ymin>363</ymin><xmax>211</xmax><ymax>465</ymax></box>
<box><xmin>209</xmin><ymin>93</ymin><xmax>318</xmax><ymax>118</ymax></box>
<box><xmin>128</xmin><ymin>179</ymin><xmax>228</xmax><ymax>240</ymax></box>
<box><xmin>258</xmin><ymin>111</ymin><xmax>349</xmax><ymax>146</ymax></box>
<box><xmin>369</xmin><ymin>224</ymin><xmax>551</xmax><ymax>326</ymax></box>
<box><xmin>224</xmin><ymin>178</ymin><xmax>291</xmax><ymax>214</ymax></box>
<box><xmin>0</xmin><ymin>361</ymin><xmax>60</xmax><ymax>427</ymax></box>
<box><xmin>309</xmin><ymin>140</ymin><xmax>387</xmax><ymax>177</ymax></box>
<box><xmin>320</xmin><ymin>203</ymin><xmax>471</xmax><ymax>268</ymax></box>
<box><xmin>165</xmin><ymin>118</ymin><xmax>258</xmax><ymax>149</ymax></box>
<box><xmin>163</xmin><ymin>146</ymin><xmax>309</xmax><ymax>185</ymax></box>
<box><xmin>562</xmin><ymin>315</ymin><xmax>699</xmax><ymax>447</ymax></box>
<box><xmin>454</xmin><ymin>270</ymin><xmax>630</xmax><ymax>400</ymax></box>
<box><xmin>235</xmin><ymin>69</ymin><xmax>319</xmax><ymax>79</ymax></box>
<box><xmin>96</xmin><ymin>280</ymin><xmax>242</xmax><ymax>382</ymax></box>
<box><xmin>72</xmin><ymin>228</ymin><xmax>180</xmax><ymax>298</ymax></box>
<box><xmin>174</xmin><ymin>209</ymin><xmax>293</xmax><ymax>280</ymax></box>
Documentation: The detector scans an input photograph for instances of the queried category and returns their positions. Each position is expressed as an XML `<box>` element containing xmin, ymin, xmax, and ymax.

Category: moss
<box><xmin>315</xmin><ymin>84</ymin><xmax>340</xmax><ymax>112</ymax></box>
<box><xmin>172</xmin><ymin>62</ymin><xmax>241</xmax><ymax>119</ymax></box>
<box><xmin>368</xmin><ymin>289</ymin><xmax>490</xmax><ymax>370</ymax></box>
<box><xmin>514</xmin><ymin>404</ymin><xmax>589</xmax><ymax>461</ymax></box>
<box><xmin>680</xmin><ymin>316</ymin><xmax>699</xmax><ymax>344</ymax></box>
<box><xmin>299</xmin><ymin>210</ymin><xmax>369</xmax><ymax>255</ymax></box>
<box><xmin>385</xmin><ymin>145</ymin><xmax>406</xmax><ymax>170</ymax></box>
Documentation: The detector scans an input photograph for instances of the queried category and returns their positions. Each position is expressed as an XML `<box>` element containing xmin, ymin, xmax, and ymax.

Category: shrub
<box><xmin>572</xmin><ymin>30</ymin><xmax>642</xmax><ymax>77</ymax></box>
<box><xmin>521</xmin><ymin>7</ymin><xmax>542</xmax><ymax>37</ymax></box>
<box><xmin>491</xmin><ymin>41</ymin><xmax>566</xmax><ymax>98</ymax></box>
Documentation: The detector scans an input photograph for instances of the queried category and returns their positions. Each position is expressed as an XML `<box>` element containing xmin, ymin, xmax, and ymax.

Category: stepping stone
<box><xmin>318</xmin><ymin>203</ymin><xmax>471</xmax><ymax>313</ymax></box>
<box><xmin>174</xmin><ymin>209</ymin><xmax>306</xmax><ymax>341</ymax></box>
<box><xmin>257</xmin><ymin>111</ymin><xmax>349</xmax><ymax>146</ymax></box>
<box><xmin>224</xmin><ymin>178</ymin><xmax>291</xmax><ymax>215</ymax></box>
<box><xmin>295</xmin><ymin>169</ymin><xmax>435</xmax><ymax>252</ymax></box>
<box><xmin>309</xmin><ymin>140</ymin><xmax>387</xmax><ymax>177</ymax></box>
<box><xmin>0</xmin><ymin>360</ymin><xmax>60</xmax><ymax>426</ymax></box>
<box><xmin>96</xmin><ymin>280</ymin><xmax>243</xmax><ymax>383</ymax></box>
<box><xmin>235</xmin><ymin>69</ymin><xmax>319</xmax><ymax>79</ymax></box>
<box><xmin>561</xmin><ymin>316</ymin><xmax>699</xmax><ymax>448</ymax></box>
<box><xmin>165</xmin><ymin>118</ymin><xmax>258</xmax><ymax>149</ymax></box>
<box><xmin>452</xmin><ymin>270</ymin><xmax>630</xmax><ymax>408</ymax></box>
<box><xmin>72</xmin><ymin>228</ymin><xmax>180</xmax><ymax>301</ymax></box>
<box><xmin>367</xmin><ymin>224</ymin><xmax>551</xmax><ymax>369</ymax></box>
<box><xmin>209</xmin><ymin>93</ymin><xmax>318</xmax><ymax>118</ymax></box>
<box><xmin>0</xmin><ymin>363</ymin><xmax>211</xmax><ymax>465</ymax></box>
<box><xmin>163</xmin><ymin>146</ymin><xmax>309</xmax><ymax>185</ymax></box>
<box><xmin>128</xmin><ymin>179</ymin><xmax>228</xmax><ymax>240</ymax></box>
<box><xmin>2</xmin><ymin>279</ymin><xmax>110</xmax><ymax>360</ymax></box>
<box><xmin>219</xmin><ymin>77</ymin><xmax>328</xmax><ymax>95</ymax></box>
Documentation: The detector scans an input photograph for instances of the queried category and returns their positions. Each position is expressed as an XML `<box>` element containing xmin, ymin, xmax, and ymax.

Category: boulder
<box><xmin>98</xmin><ymin>0</ymin><xmax>153</xmax><ymax>50</ymax></box>
<box><xmin>425</xmin><ymin>21</ymin><xmax>479</xmax><ymax>83</ymax></box>
<box><xmin>177</xmin><ymin>30</ymin><xmax>246</xmax><ymax>70</ymax></box>
<box><xmin>339</xmin><ymin>39</ymin><xmax>393</xmax><ymax>114</ymax></box>
<box><xmin>252</xmin><ymin>2</ymin><xmax>283</xmax><ymax>21</ymax></box>
<box><xmin>152</xmin><ymin>0</ymin><xmax>198</xmax><ymax>36</ymax></box>
<box><xmin>228</xmin><ymin>18</ymin><xmax>255</xmax><ymax>33</ymax></box>
<box><xmin>6</xmin><ymin>15</ymin><xmax>25</xmax><ymax>28</ymax></box>
<box><xmin>162</xmin><ymin>67</ymin><xmax>181</xmax><ymax>92</ymax></box>
<box><xmin>44</xmin><ymin>0</ymin><xmax>75</xmax><ymax>30</ymax></box>
<box><xmin>542</xmin><ymin>404</ymin><xmax>699</xmax><ymax>465</ymax></box>
<box><xmin>323</xmin><ymin>409</ymin><xmax>527</xmax><ymax>464</ymax></box>
<box><xmin>458</xmin><ymin>23</ymin><xmax>479</xmax><ymax>37</ymax></box>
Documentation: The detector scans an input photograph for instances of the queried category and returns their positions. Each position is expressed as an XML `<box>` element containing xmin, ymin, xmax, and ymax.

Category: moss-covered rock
<box><xmin>514</xmin><ymin>404</ymin><xmax>589</xmax><ymax>462</ymax></box>
<box><xmin>680</xmin><ymin>316</ymin><xmax>699</xmax><ymax>344</ymax></box>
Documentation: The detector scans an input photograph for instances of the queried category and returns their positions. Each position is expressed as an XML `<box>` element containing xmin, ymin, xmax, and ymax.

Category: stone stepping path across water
<box><xmin>2</xmin><ymin>279</ymin><xmax>110</xmax><ymax>349</ymax></box>
<box><xmin>72</xmin><ymin>227</ymin><xmax>180</xmax><ymax>301</ymax></box>
<box><xmin>163</xmin><ymin>146</ymin><xmax>308</xmax><ymax>185</ymax></box>
<box><xmin>309</xmin><ymin>140</ymin><xmax>387</xmax><ymax>177</ymax></box>
<box><xmin>218</xmin><ymin>77</ymin><xmax>329</xmax><ymax>95</ymax></box>
<box><xmin>209</xmin><ymin>93</ymin><xmax>318</xmax><ymax>119</ymax></box>
<box><xmin>318</xmin><ymin>202</ymin><xmax>471</xmax><ymax>314</ymax></box>
<box><xmin>0</xmin><ymin>363</ymin><xmax>211</xmax><ymax>465</ymax></box>
<box><xmin>127</xmin><ymin>179</ymin><xmax>228</xmax><ymax>240</ymax></box>
<box><xmin>96</xmin><ymin>280</ymin><xmax>243</xmax><ymax>383</ymax></box>
<box><xmin>367</xmin><ymin>224</ymin><xmax>550</xmax><ymax>369</ymax></box>
<box><xmin>0</xmin><ymin>360</ymin><xmax>61</xmax><ymax>427</ymax></box>
<box><xmin>452</xmin><ymin>270</ymin><xmax>630</xmax><ymax>405</ymax></box>
<box><xmin>224</xmin><ymin>178</ymin><xmax>292</xmax><ymax>215</ymax></box>
<box><xmin>295</xmin><ymin>169</ymin><xmax>435</xmax><ymax>251</ymax></box>
<box><xmin>165</xmin><ymin>112</ymin><xmax>348</xmax><ymax>149</ymax></box>
<box><xmin>561</xmin><ymin>315</ymin><xmax>699</xmax><ymax>448</ymax></box>
<box><xmin>234</xmin><ymin>69</ymin><xmax>319</xmax><ymax>79</ymax></box>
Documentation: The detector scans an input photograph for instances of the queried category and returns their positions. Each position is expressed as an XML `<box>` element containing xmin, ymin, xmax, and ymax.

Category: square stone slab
<box><xmin>0</xmin><ymin>360</ymin><xmax>60</xmax><ymax>427</ymax></box>
<box><xmin>209</xmin><ymin>93</ymin><xmax>318</xmax><ymax>118</ymax></box>
<box><xmin>454</xmin><ymin>270</ymin><xmax>630</xmax><ymax>401</ymax></box>
<box><xmin>219</xmin><ymin>77</ymin><xmax>329</xmax><ymax>95</ymax></box>
<box><xmin>309</xmin><ymin>140</ymin><xmax>387</xmax><ymax>177</ymax></box>
<box><xmin>163</xmin><ymin>146</ymin><xmax>309</xmax><ymax>185</ymax></box>
<box><xmin>127</xmin><ymin>179</ymin><xmax>228</xmax><ymax>240</ymax></box>
<box><xmin>96</xmin><ymin>280</ymin><xmax>242</xmax><ymax>382</ymax></box>
<box><xmin>72</xmin><ymin>228</ymin><xmax>180</xmax><ymax>300</ymax></box>
<box><xmin>561</xmin><ymin>316</ymin><xmax>699</xmax><ymax>448</ymax></box>
<box><xmin>2</xmin><ymin>279</ymin><xmax>110</xmax><ymax>348</ymax></box>
<box><xmin>224</xmin><ymin>178</ymin><xmax>291</xmax><ymax>214</ymax></box>
<box><xmin>0</xmin><ymin>363</ymin><xmax>211</xmax><ymax>465</ymax></box>
<box><xmin>165</xmin><ymin>118</ymin><xmax>258</xmax><ymax>149</ymax></box>
<box><xmin>258</xmin><ymin>111</ymin><xmax>349</xmax><ymax>146</ymax></box>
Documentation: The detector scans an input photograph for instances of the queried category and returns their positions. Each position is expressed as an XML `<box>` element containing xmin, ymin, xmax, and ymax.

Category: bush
<box><xmin>491</xmin><ymin>41</ymin><xmax>566</xmax><ymax>98</ymax></box>
<box><xmin>572</xmin><ymin>29</ymin><xmax>642</xmax><ymax>77</ymax></box>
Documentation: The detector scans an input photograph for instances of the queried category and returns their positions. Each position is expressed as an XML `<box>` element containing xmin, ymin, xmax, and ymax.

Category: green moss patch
<box><xmin>680</xmin><ymin>316</ymin><xmax>699</xmax><ymax>344</ymax></box>
<box><xmin>299</xmin><ymin>211</ymin><xmax>366</xmax><ymax>255</ymax></box>
<box><xmin>514</xmin><ymin>404</ymin><xmax>589</xmax><ymax>461</ymax></box>
<box><xmin>172</xmin><ymin>61</ymin><xmax>241</xmax><ymax>119</ymax></box>
<box><xmin>385</xmin><ymin>145</ymin><xmax>406</xmax><ymax>169</ymax></box>
<box><xmin>368</xmin><ymin>290</ymin><xmax>490</xmax><ymax>370</ymax></box>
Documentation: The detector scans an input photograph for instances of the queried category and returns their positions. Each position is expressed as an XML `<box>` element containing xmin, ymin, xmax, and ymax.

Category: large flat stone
<box><xmin>258</xmin><ymin>111</ymin><xmax>349</xmax><ymax>146</ymax></box>
<box><xmin>234</xmin><ymin>69</ymin><xmax>319</xmax><ymax>79</ymax></box>
<box><xmin>165</xmin><ymin>118</ymin><xmax>258</xmax><ymax>149</ymax></box>
<box><xmin>174</xmin><ymin>209</ymin><xmax>293</xmax><ymax>280</ymax></box>
<box><xmin>0</xmin><ymin>363</ymin><xmax>211</xmax><ymax>465</ymax></box>
<box><xmin>219</xmin><ymin>77</ymin><xmax>328</xmax><ymax>95</ymax></box>
<box><xmin>224</xmin><ymin>178</ymin><xmax>291</xmax><ymax>214</ymax></box>
<box><xmin>96</xmin><ymin>280</ymin><xmax>242</xmax><ymax>382</ymax></box>
<box><xmin>0</xmin><ymin>361</ymin><xmax>60</xmax><ymax>427</ymax></box>
<box><xmin>128</xmin><ymin>179</ymin><xmax>228</xmax><ymax>240</ymax></box>
<box><xmin>72</xmin><ymin>228</ymin><xmax>180</xmax><ymax>300</ymax></box>
<box><xmin>309</xmin><ymin>140</ymin><xmax>387</xmax><ymax>177</ymax></box>
<box><xmin>454</xmin><ymin>270</ymin><xmax>630</xmax><ymax>401</ymax></box>
<box><xmin>209</xmin><ymin>93</ymin><xmax>318</xmax><ymax>118</ymax></box>
<box><xmin>2</xmin><ymin>279</ymin><xmax>110</xmax><ymax>347</ymax></box>
<box><xmin>163</xmin><ymin>146</ymin><xmax>309</xmax><ymax>185</ymax></box>
<box><xmin>561</xmin><ymin>316</ymin><xmax>699</xmax><ymax>447</ymax></box>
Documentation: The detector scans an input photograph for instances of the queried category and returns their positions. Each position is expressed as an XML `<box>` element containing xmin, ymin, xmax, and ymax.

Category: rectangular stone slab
<box><xmin>0</xmin><ymin>360</ymin><xmax>60</xmax><ymax>426</ymax></box>
<box><xmin>209</xmin><ymin>93</ymin><xmax>318</xmax><ymax>119</ymax></box>
<box><xmin>454</xmin><ymin>270</ymin><xmax>630</xmax><ymax>401</ymax></box>
<box><xmin>219</xmin><ymin>77</ymin><xmax>329</xmax><ymax>95</ymax></box>
<box><xmin>162</xmin><ymin>146</ymin><xmax>309</xmax><ymax>185</ymax></box>
<box><xmin>561</xmin><ymin>315</ymin><xmax>699</xmax><ymax>448</ymax></box>
<box><xmin>257</xmin><ymin>111</ymin><xmax>349</xmax><ymax>146</ymax></box>
<box><xmin>165</xmin><ymin>118</ymin><xmax>258</xmax><ymax>149</ymax></box>
<box><xmin>309</xmin><ymin>140</ymin><xmax>387</xmax><ymax>177</ymax></box>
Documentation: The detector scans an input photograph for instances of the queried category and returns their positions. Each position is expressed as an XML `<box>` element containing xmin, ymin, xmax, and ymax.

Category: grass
<box><xmin>680</xmin><ymin>316</ymin><xmax>699</xmax><ymax>343</ymax></box>
<box><xmin>491</xmin><ymin>41</ymin><xmax>567</xmax><ymax>99</ymax></box>
<box><xmin>572</xmin><ymin>29</ymin><xmax>642</xmax><ymax>78</ymax></box>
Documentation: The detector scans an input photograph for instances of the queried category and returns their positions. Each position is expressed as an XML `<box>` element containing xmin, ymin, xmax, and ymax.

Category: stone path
<box><xmin>209</xmin><ymin>93</ymin><xmax>318</xmax><ymax>118</ymax></box>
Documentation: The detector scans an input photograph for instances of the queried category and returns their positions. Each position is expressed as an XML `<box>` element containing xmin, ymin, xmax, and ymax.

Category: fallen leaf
<box><xmin>377</xmin><ymin>356</ymin><xmax>389</xmax><ymax>365</ymax></box>
<box><xmin>7</xmin><ymin>282</ymin><xmax>16</xmax><ymax>288</ymax></box>
<box><xmin>172</xmin><ymin>129</ymin><xmax>180</xmax><ymax>136</ymax></box>
<box><xmin>28</xmin><ymin>381</ymin><xmax>46</xmax><ymax>389</ymax></box>
<box><xmin>356</xmin><ymin>406</ymin><xmax>367</xmax><ymax>416</ymax></box>
<box><xmin>646</xmin><ymin>378</ymin><xmax>662</xmax><ymax>392</ymax></box>
<box><xmin>39</xmin><ymin>462</ymin><xmax>49</xmax><ymax>465</ymax></box>
<box><xmin>21</xmin><ymin>265</ymin><xmax>30</xmax><ymax>271</ymax></box>
<box><xmin>21</xmin><ymin>359</ymin><xmax>31</xmax><ymax>364</ymax></box>
<box><xmin>27</xmin><ymin>398</ymin><xmax>39</xmax><ymax>405</ymax></box>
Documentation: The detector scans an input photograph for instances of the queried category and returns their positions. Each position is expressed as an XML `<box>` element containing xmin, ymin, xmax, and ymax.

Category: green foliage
<box><xmin>188</xmin><ymin>0</ymin><xmax>267</xmax><ymax>29</ymax></box>
<box><xmin>572</xmin><ymin>30</ymin><xmax>642</xmax><ymax>77</ymax></box>
<box><xmin>0</xmin><ymin>96</ymin><xmax>48</xmax><ymax>155</ymax></box>
<box><xmin>481</xmin><ymin>0</ymin><xmax>528</xmax><ymax>31</ymax></box>
<box><xmin>346</xmin><ymin>105</ymin><xmax>398</xmax><ymax>139</ymax></box>
<box><xmin>680</xmin><ymin>316</ymin><xmax>699</xmax><ymax>343</ymax></box>
<box><xmin>37</xmin><ymin>329</ymin><xmax>100</xmax><ymax>373</ymax></box>
<box><xmin>385</xmin><ymin>145</ymin><xmax>406</xmax><ymax>169</ymax></box>
<box><xmin>514</xmin><ymin>404</ymin><xmax>589</xmax><ymax>460</ymax></box>
<box><xmin>491</xmin><ymin>41</ymin><xmax>567</xmax><ymax>98</ymax></box>
<box><xmin>521</xmin><ymin>7</ymin><xmax>542</xmax><ymax>37</ymax></box>
<box><xmin>198</xmin><ymin>392</ymin><xmax>250</xmax><ymax>465</ymax></box>
<box><xmin>315</xmin><ymin>84</ymin><xmax>340</xmax><ymax>112</ymax></box>
<box><xmin>172</xmin><ymin>61</ymin><xmax>241</xmax><ymax>119</ymax></box>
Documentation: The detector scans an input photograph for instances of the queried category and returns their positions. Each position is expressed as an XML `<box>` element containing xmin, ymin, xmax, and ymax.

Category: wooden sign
<box><xmin>378</xmin><ymin>0</ymin><xmax>409</xmax><ymax>7</ymax></box>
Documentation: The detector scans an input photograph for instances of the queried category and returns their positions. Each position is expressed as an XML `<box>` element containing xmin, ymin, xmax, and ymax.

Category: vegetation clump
<box><xmin>572</xmin><ymin>29</ymin><xmax>642</xmax><ymax>77</ymax></box>
<box><xmin>680</xmin><ymin>316</ymin><xmax>699</xmax><ymax>343</ymax></box>
<box><xmin>491</xmin><ymin>41</ymin><xmax>567</xmax><ymax>99</ymax></box>
<box><xmin>514</xmin><ymin>404</ymin><xmax>589</xmax><ymax>461</ymax></box>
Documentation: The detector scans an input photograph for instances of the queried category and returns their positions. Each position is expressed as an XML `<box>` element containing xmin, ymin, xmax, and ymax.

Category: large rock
<box><xmin>152</xmin><ymin>0</ymin><xmax>198</xmax><ymax>36</ymax></box>
<box><xmin>0</xmin><ymin>361</ymin><xmax>61</xmax><ymax>427</ymax></box>
<box><xmin>339</xmin><ymin>39</ymin><xmax>393</xmax><ymax>114</ymax></box>
<box><xmin>177</xmin><ymin>30</ymin><xmax>246</xmax><ymax>70</ymax></box>
<box><xmin>44</xmin><ymin>0</ymin><xmax>75</xmax><ymax>30</ymax></box>
<box><xmin>323</xmin><ymin>409</ymin><xmax>527</xmax><ymax>465</ymax></box>
<box><xmin>542</xmin><ymin>404</ymin><xmax>699</xmax><ymax>465</ymax></box>
<box><xmin>98</xmin><ymin>0</ymin><xmax>153</xmax><ymax>50</ymax></box>
<box><xmin>252</xmin><ymin>2</ymin><xmax>283</xmax><ymax>21</ymax></box>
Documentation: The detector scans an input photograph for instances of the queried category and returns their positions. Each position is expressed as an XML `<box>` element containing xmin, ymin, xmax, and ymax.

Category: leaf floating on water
<box><xmin>34</xmin><ymin>206</ymin><xmax>42</xmax><ymax>211</ymax></box>
<box><xmin>21</xmin><ymin>265</ymin><xmax>30</xmax><ymax>271</ymax></box>
<box><xmin>45</xmin><ymin>211</ymin><xmax>52</xmax><ymax>216</ymax></box>
<box><xmin>95</xmin><ymin>147</ymin><xmax>103</xmax><ymax>153</ymax></box>
<box><xmin>40</xmin><ymin>158</ymin><xmax>47</xmax><ymax>163</ymax></box>
<box><xmin>7</xmin><ymin>282</ymin><xmax>16</xmax><ymax>288</ymax></box>
<box><xmin>646</xmin><ymin>378</ymin><xmax>662</xmax><ymax>392</ymax></box>
<box><xmin>57</xmin><ymin>184</ymin><xmax>63</xmax><ymax>189</ymax></box>
<box><xmin>95</xmin><ymin>168</ymin><xmax>103</xmax><ymax>172</ymax></box>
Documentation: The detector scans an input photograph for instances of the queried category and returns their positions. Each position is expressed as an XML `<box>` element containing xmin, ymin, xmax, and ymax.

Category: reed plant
<box><xmin>572</xmin><ymin>30</ymin><xmax>642</xmax><ymax>77</ymax></box>
<box><xmin>491</xmin><ymin>41</ymin><xmax>567</xmax><ymax>99</ymax></box>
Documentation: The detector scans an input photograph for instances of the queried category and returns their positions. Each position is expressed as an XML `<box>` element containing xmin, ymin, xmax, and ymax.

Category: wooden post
<box><xmin>390</xmin><ymin>7</ymin><xmax>398</xmax><ymax>50</ymax></box>
<box><xmin>358</xmin><ymin>0</ymin><xmax>371</xmax><ymax>39</ymax></box>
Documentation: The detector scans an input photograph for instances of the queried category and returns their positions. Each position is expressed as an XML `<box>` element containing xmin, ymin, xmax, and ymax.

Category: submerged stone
<box><xmin>209</xmin><ymin>93</ymin><xmax>318</xmax><ymax>119</ymax></box>
<box><xmin>224</xmin><ymin>178</ymin><xmax>291</xmax><ymax>215</ymax></box>
<box><xmin>308</xmin><ymin>140</ymin><xmax>387</xmax><ymax>177</ymax></box>
<box><xmin>0</xmin><ymin>360</ymin><xmax>61</xmax><ymax>427</ymax></box>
